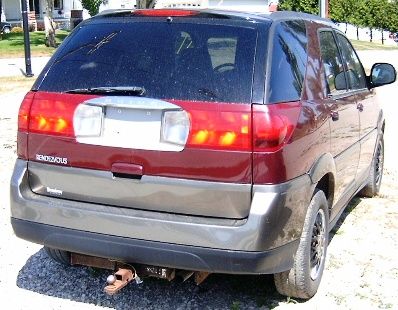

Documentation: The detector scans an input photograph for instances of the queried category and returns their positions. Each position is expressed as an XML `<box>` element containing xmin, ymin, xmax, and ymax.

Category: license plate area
<box><xmin>75</xmin><ymin>97</ymin><xmax>184</xmax><ymax>152</ymax></box>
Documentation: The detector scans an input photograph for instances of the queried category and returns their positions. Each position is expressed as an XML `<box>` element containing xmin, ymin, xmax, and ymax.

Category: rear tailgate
<box><xmin>26</xmin><ymin>93</ymin><xmax>252</xmax><ymax>218</ymax></box>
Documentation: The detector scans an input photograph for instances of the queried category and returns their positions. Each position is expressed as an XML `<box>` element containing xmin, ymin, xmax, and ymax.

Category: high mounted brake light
<box><xmin>133</xmin><ymin>9</ymin><xmax>199</xmax><ymax>17</ymax></box>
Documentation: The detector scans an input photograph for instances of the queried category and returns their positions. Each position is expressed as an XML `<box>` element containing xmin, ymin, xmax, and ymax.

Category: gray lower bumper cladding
<box><xmin>10</xmin><ymin>159</ymin><xmax>314</xmax><ymax>273</ymax></box>
<box><xmin>11</xmin><ymin>218</ymin><xmax>299</xmax><ymax>274</ymax></box>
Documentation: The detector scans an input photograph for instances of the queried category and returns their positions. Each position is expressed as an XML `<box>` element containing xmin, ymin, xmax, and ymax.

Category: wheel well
<box><xmin>315</xmin><ymin>173</ymin><xmax>334</xmax><ymax>213</ymax></box>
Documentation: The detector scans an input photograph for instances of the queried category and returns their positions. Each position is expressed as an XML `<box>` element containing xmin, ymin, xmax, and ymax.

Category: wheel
<box><xmin>360</xmin><ymin>136</ymin><xmax>384</xmax><ymax>198</ymax></box>
<box><xmin>3</xmin><ymin>26</ymin><xmax>11</xmax><ymax>34</ymax></box>
<box><xmin>44</xmin><ymin>246</ymin><xmax>71</xmax><ymax>265</ymax></box>
<box><xmin>274</xmin><ymin>189</ymin><xmax>329</xmax><ymax>299</ymax></box>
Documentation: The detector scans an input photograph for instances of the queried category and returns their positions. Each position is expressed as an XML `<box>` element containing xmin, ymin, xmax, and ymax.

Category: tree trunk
<box><xmin>382</xmin><ymin>31</ymin><xmax>384</xmax><ymax>45</ymax></box>
<box><xmin>369</xmin><ymin>28</ymin><xmax>373</xmax><ymax>42</ymax></box>
<box><xmin>345</xmin><ymin>22</ymin><xmax>348</xmax><ymax>34</ymax></box>
<box><xmin>357</xmin><ymin>27</ymin><xmax>359</xmax><ymax>40</ymax></box>
<box><xmin>136</xmin><ymin>0</ymin><xmax>156</xmax><ymax>9</ymax></box>
<box><xmin>44</xmin><ymin>0</ymin><xmax>56</xmax><ymax>47</ymax></box>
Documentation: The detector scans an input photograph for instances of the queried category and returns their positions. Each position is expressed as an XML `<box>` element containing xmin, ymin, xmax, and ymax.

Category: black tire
<box><xmin>44</xmin><ymin>246</ymin><xmax>71</xmax><ymax>266</ymax></box>
<box><xmin>274</xmin><ymin>189</ymin><xmax>329</xmax><ymax>299</ymax></box>
<box><xmin>360</xmin><ymin>137</ymin><xmax>384</xmax><ymax>198</ymax></box>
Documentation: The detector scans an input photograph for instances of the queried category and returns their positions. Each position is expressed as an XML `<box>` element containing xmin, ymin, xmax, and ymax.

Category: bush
<box><xmin>11</xmin><ymin>27</ymin><xmax>23</xmax><ymax>33</ymax></box>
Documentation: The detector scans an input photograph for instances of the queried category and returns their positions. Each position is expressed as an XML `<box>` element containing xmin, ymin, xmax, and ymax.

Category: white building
<box><xmin>2</xmin><ymin>0</ymin><xmax>137</xmax><ymax>21</ymax></box>
<box><xmin>2</xmin><ymin>0</ymin><xmax>274</xmax><ymax>22</ymax></box>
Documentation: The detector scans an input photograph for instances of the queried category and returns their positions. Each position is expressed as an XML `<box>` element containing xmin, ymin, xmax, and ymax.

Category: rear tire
<box><xmin>44</xmin><ymin>247</ymin><xmax>71</xmax><ymax>266</ymax></box>
<box><xmin>360</xmin><ymin>137</ymin><xmax>384</xmax><ymax>198</ymax></box>
<box><xmin>274</xmin><ymin>189</ymin><xmax>329</xmax><ymax>299</ymax></box>
<box><xmin>3</xmin><ymin>27</ymin><xmax>11</xmax><ymax>34</ymax></box>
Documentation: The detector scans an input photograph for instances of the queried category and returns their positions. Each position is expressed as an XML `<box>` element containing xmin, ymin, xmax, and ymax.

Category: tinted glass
<box><xmin>319</xmin><ymin>31</ymin><xmax>347</xmax><ymax>94</ymax></box>
<box><xmin>269</xmin><ymin>20</ymin><xmax>308</xmax><ymax>103</ymax></box>
<box><xmin>336</xmin><ymin>33</ymin><xmax>367</xmax><ymax>90</ymax></box>
<box><xmin>39</xmin><ymin>22</ymin><xmax>257</xmax><ymax>103</ymax></box>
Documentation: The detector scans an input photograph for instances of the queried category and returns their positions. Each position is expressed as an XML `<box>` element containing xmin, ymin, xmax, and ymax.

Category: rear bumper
<box><xmin>12</xmin><ymin>218</ymin><xmax>299</xmax><ymax>274</ymax></box>
<box><xmin>11</xmin><ymin>159</ymin><xmax>314</xmax><ymax>273</ymax></box>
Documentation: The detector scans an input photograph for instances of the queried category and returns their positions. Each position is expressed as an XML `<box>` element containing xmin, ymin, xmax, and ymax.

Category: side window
<box><xmin>269</xmin><ymin>20</ymin><xmax>308</xmax><ymax>103</ymax></box>
<box><xmin>336</xmin><ymin>33</ymin><xmax>367</xmax><ymax>90</ymax></box>
<box><xmin>207</xmin><ymin>37</ymin><xmax>238</xmax><ymax>71</ymax></box>
<box><xmin>319</xmin><ymin>31</ymin><xmax>347</xmax><ymax>95</ymax></box>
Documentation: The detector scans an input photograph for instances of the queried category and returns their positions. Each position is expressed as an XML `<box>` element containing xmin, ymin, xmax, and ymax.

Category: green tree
<box><xmin>387</xmin><ymin>1</ymin><xmax>398</xmax><ymax>33</ymax></box>
<box><xmin>329</xmin><ymin>0</ymin><xmax>358</xmax><ymax>33</ymax></box>
<box><xmin>80</xmin><ymin>0</ymin><xmax>106</xmax><ymax>16</ymax></box>
<box><xmin>278</xmin><ymin>0</ymin><xmax>319</xmax><ymax>15</ymax></box>
<box><xmin>377</xmin><ymin>0</ymin><xmax>392</xmax><ymax>44</ymax></box>
<box><xmin>359</xmin><ymin>0</ymin><xmax>390</xmax><ymax>43</ymax></box>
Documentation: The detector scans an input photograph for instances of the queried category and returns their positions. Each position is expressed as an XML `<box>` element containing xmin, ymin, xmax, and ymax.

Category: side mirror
<box><xmin>370</xmin><ymin>63</ymin><xmax>396</xmax><ymax>88</ymax></box>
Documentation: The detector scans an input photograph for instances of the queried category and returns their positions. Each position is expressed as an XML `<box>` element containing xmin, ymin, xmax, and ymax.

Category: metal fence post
<box><xmin>21</xmin><ymin>0</ymin><xmax>34</xmax><ymax>77</ymax></box>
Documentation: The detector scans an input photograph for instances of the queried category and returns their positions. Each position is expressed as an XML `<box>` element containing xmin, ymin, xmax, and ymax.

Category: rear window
<box><xmin>38</xmin><ymin>21</ymin><xmax>258</xmax><ymax>103</ymax></box>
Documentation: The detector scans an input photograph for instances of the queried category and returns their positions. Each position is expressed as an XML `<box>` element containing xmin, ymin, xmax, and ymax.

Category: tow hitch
<box><xmin>70</xmin><ymin>253</ymin><xmax>211</xmax><ymax>295</ymax></box>
<box><xmin>104</xmin><ymin>268</ymin><xmax>139</xmax><ymax>295</ymax></box>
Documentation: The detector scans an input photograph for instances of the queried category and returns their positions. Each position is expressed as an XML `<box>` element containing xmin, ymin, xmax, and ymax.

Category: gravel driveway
<box><xmin>0</xmin><ymin>51</ymin><xmax>397</xmax><ymax>309</ymax></box>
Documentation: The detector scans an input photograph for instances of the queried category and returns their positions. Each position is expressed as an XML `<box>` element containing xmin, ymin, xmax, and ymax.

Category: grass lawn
<box><xmin>0</xmin><ymin>30</ymin><xmax>69</xmax><ymax>58</ymax></box>
<box><xmin>351</xmin><ymin>39</ymin><xmax>398</xmax><ymax>51</ymax></box>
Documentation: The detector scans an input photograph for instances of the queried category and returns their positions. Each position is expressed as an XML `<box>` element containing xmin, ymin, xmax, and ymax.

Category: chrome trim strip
<box><xmin>85</xmin><ymin>96</ymin><xmax>181</xmax><ymax>110</ymax></box>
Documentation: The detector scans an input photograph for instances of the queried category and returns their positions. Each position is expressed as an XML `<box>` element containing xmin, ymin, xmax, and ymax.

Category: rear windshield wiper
<box><xmin>65</xmin><ymin>86</ymin><xmax>146</xmax><ymax>96</ymax></box>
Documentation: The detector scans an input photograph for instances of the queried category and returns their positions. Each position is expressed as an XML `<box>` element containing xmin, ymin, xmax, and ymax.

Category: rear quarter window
<box><xmin>268</xmin><ymin>20</ymin><xmax>308</xmax><ymax>104</ymax></box>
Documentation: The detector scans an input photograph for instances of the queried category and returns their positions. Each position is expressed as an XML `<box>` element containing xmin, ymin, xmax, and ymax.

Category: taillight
<box><xmin>25</xmin><ymin>92</ymin><xmax>98</xmax><ymax>137</ymax></box>
<box><xmin>169</xmin><ymin>102</ymin><xmax>252</xmax><ymax>151</ymax></box>
<box><xmin>29</xmin><ymin>98</ymin><xmax>77</xmax><ymax>137</ymax></box>
<box><xmin>253</xmin><ymin>102</ymin><xmax>301</xmax><ymax>152</ymax></box>
<box><xmin>187</xmin><ymin>109</ymin><xmax>251</xmax><ymax>151</ymax></box>
<box><xmin>18</xmin><ymin>91</ymin><xmax>35</xmax><ymax>132</ymax></box>
<box><xmin>17</xmin><ymin>92</ymin><xmax>35</xmax><ymax>159</ymax></box>
<box><xmin>168</xmin><ymin>101</ymin><xmax>300</xmax><ymax>152</ymax></box>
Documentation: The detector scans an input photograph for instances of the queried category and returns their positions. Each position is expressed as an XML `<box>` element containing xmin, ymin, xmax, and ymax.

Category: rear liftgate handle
<box><xmin>111</xmin><ymin>163</ymin><xmax>143</xmax><ymax>180</ymax></box>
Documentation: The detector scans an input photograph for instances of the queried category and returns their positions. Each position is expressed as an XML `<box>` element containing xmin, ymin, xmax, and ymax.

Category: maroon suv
<box><xmin>10</xmin><ymin>9</ymin><xmax>396</xmax><ymax>298</ymax></box>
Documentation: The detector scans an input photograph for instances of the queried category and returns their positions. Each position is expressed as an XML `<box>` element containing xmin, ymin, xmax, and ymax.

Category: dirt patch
<box><xmin>0</xmin><ymin>76</ymin><xmax>36</xmax><ymax>94</ymax></box>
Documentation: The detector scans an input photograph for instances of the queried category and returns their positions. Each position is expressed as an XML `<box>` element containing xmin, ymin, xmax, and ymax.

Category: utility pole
<box><xmin>319</xmin><ymin>0</ymin><xmax>328</xmax><ymax>18</ymax></box>
<box><xmin>20</xmin><ymin>0</ymin><xmax>34</xmax><ymax>77</ymax></box>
